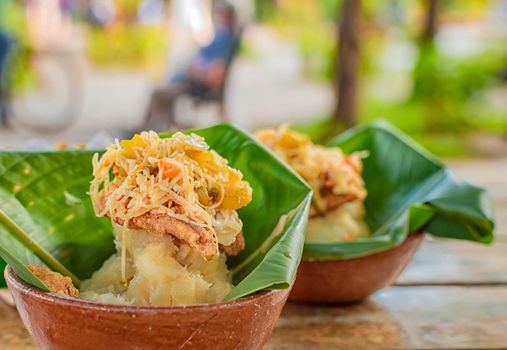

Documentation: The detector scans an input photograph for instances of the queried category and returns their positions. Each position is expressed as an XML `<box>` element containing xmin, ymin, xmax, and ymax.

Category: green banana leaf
<box><xmin>303</xmin><ymin>121</ymin><xmax>495</xmax><ymax>260</ymax></box>
<box><xmin>0</xmin><ymin>124</ymin><xmax>312</xmax><ymax>301</ymax></box>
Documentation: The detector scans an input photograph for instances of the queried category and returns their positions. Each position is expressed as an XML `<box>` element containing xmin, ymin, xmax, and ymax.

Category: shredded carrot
<box><xmin>159</xmin><ymin>158</ymin><xmax>181</xmax><ymax>179</ymax></box>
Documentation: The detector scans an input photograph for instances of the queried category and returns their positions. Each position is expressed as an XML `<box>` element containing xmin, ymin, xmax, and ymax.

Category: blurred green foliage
<box><xmin>256</xmin><ymin>0</ymin><xmax>507</xmax><ymax>156</ymax></box>
<box><xmin>412</xmin><ymin>41</ymin><xmax>506</xmax><ymax>132</ymax></box>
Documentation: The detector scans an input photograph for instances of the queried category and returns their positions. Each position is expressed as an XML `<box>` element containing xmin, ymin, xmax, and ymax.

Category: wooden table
<box><xmin>1</xmin><ymin>159</ymin><xmax>506</xmax><ymax>349</ymax></box>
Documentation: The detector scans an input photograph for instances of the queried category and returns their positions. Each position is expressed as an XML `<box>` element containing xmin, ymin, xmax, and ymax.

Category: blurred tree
<box><xmin>332</xmin><ymin>0</ymin><xmax>361</xmax><ymax>128</ymax></box>
<box><xmin>422</xmin><ymin>0</ymin><xmax>438</xmax><ymax>39</ymax></box>
<box><xmin>412</xmin><ymin>0</ymin><xmax>443</xmax><ymax>132</ymax></box>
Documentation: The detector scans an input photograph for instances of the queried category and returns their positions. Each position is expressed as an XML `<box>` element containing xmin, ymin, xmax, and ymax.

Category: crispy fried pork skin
<box><xmin>219</xmin><ymin>232</ymin><xmax>245</xmax><ymax>256</ymax></box>
<box><xmin>128</xmin><ymin>212</ymin><xmax>218</xmax><ymax>261</ymax></box>
<box><xmin>111</xmin><ymin>210</ymin><xmax>246</xmax><ymax>259</ymax></box>
<box><xmin>27</xmin><ymin>265</ymin><xmax>79</xmax><ymax>297</ymax></box>
<box><xmin>309</xmin><ymin>193</ymin><xmax>359</xmax><ymax>217</ymax></box>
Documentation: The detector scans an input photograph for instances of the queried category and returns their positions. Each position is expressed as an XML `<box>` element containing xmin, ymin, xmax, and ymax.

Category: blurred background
<box><xmin>0</xmin><ymin>0</ymin><xmax>506</xmax><ymax>157</ymax></box>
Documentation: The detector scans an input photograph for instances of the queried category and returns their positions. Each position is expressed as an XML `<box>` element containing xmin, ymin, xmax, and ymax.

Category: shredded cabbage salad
<box><xmin>90</xmin><ymin>131</ymin><xmax>252</xmax><ymax>280</ymax></box>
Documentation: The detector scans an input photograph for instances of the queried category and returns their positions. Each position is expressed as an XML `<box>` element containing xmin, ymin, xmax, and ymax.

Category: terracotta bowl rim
<box><xmin>302</xmin><ymin>231</ymin><xmax>424</xmax><ymax>262</ymax></box>
<box><xmin>5</xmin><ymin>266</ymin><xmax>286</xmax><ymax>314</ymax></box>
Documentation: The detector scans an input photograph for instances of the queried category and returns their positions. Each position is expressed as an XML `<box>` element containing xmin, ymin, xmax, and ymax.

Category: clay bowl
<box><xmin>289</xmin><ymin>232</ymin><xmax>424</xmax><ymax>304</ymax></box>
<box><xmin>5</xmin><ymin>266</ymin><xmax>289</xmax><ymax>350</ymax></box>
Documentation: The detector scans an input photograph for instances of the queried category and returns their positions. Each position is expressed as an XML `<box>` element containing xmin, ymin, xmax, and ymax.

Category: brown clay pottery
<box><xmin>5</xmin><ymin>266</ymin><xmax>289</xmax><ymax>350</ymax></box>
<box><xmin>289</xmin><ymin>232</ymin><xmax>424</xmax><ymax>304</ymax></box>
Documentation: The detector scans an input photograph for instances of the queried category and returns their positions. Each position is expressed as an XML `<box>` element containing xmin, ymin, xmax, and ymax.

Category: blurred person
<box><xmin>143</xmin><ymin>2</ymin><xmax>239</xmax><ymax>131</ymax></box>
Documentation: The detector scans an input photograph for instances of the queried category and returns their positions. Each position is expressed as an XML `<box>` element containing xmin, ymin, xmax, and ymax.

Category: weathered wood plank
<box><xmin>492</xmin><ymin>198</ymin><xmax>507</xmax><ymax>238</ymax></box>
<box><xmin>267</xmin><ymin>286</ymin><xmax>507</xmax><ymax>349</ymax></box>
<box><xmin>0</xmin><ymin>290</ymin><xmax>14</xmax><ymax>307</ymax></box>
<box><xmin>397</xmin><ymin>238</ymin><xmax>507</xmax><ymax>285</ymax></box>
<box><xmin>0</xmin><ymin>300</ymin><xmax>37</xmax><ymax>349</ymax></box>
<box><xmin>448</xmin><ymin>158</ymin><xmax>507</xmax><ymax>195</ymax></box>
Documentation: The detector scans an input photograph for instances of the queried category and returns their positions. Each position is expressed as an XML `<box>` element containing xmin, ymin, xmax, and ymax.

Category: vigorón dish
<box><xmin>32</xmin><ymin>131</ymin><xmax>253</xmax><ymax>306</ymax></box>
<box><xmin>256</xmin><ymin>125</ymin><xmax>369</xmax><ymax>242</ymax></box>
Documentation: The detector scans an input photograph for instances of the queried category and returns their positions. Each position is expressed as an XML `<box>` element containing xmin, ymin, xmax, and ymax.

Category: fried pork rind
<box><xmin>90</xmin><ymin>131</ymin><xmax>252</xmax><ymax>259</ymax></box>
<box><xmin>219</xmin><ymin>231</ymin><xmax>245</xmax><ymax>256</ymax></box>
<box><xmin>256</xmin><ymin>125</ymin><xmax>366</xmax><ymax>217</ymax></box>
<box><xmin>130</xmin><ymin>212</ymin><xmax>218</xmax><ymax>260</ymax></box>
<box><xmin>27</xmin><ymin>265</ymin><xmax>79</xmax><ymax>297</ymax></box>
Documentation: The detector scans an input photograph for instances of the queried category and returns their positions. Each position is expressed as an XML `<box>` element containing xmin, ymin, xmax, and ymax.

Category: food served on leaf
<box><xmin>79</xmin><ymin>131</ymin><xmax>252</xmax><ymax>306</ymax></box>
<box><xmin>256</xmin><ymin>125</ymin><xmax>369</xmax><ymax>242</ymax></box>
<box><xmin>0</xmin><ymin>123</ymin><xmax>314</xmax><ymax>350</ymax></box>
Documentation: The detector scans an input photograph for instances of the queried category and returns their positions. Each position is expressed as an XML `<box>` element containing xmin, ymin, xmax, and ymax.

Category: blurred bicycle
<box><xmin>0</xmin><ymin>0</ymin><xmax>82</xmax><ymax>134</ymax></box>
